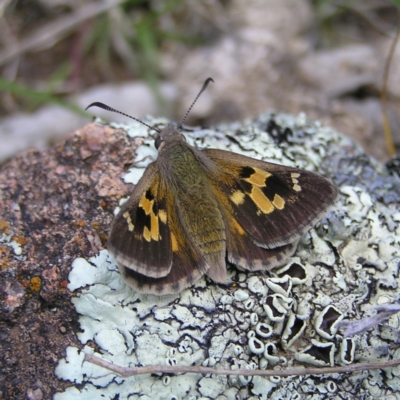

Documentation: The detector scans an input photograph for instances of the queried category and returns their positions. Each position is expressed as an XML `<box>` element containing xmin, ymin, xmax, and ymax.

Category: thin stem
<box><xmin>381</xmin><ymin>26</ymin><xmax>400</xmax><ymax>158</ymax></box>
<box><xmin>84</xmin><ymin>352</ymin><xmax>400</xmax><ymax>379</ymax></box>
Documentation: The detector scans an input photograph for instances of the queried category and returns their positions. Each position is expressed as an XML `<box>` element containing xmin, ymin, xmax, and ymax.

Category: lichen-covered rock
<box><xmin>51</xmin><ymin>112</ymin><xmax>400</xmax><ymax>399</ymax></box>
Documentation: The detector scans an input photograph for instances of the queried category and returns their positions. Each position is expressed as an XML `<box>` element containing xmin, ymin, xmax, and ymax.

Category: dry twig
<box><xmin>84</xmin><ymin>352</ymin><xmax>400</xmax><ymax>378</ymax></box>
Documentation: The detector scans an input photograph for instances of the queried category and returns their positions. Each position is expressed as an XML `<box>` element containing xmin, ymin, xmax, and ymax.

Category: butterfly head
<box><xmin>154</xmin><ymin>124</ymin><xmax>186</xmax><ymax>150</ymax></box>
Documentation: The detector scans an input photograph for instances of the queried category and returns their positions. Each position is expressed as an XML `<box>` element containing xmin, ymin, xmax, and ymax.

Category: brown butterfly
<box><xmin>87</xmin><ymin>78</ymin><xmax>338</xmax><ymax>295</ymax></box>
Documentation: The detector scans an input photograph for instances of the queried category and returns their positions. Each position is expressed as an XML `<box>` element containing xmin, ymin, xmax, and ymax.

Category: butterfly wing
<box><xmin>108</xmin><ymin>161</ymin><xmax>209</xmax><ymax>295</ymax></box>
<box><xmin>223</xmin><ymin>205</ymin><xmax>299</xmax><ymax>271</ymax></box>
<box><xmin>108</xmin><ymin>162</ymin><xmax>172</xmax><ymax>279</ymax></box>
<box><xmin>202</xmin><ymin>148</ymin><xmax>338</xmax><ymax>266</ymax></box>
<box><xmin>120</xmin><ymin>197</ymin><xmax>210</xmax><ymax>294</ymax></box>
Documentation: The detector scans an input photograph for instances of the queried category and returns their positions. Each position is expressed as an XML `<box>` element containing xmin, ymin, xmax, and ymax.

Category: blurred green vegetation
<box><xmin>1</xmin><ymin>0</ymin><xmax>209</xmax><ymax>115</ymax></box>
<box><xmin>312</xmin><ymin>0</ymin><xmax>400</xmax><ymax>48</ymax></box>
<box><xmin>1</xmin><ymin>0</ymin><xmax>399</xmax><ymax>116</ymax></box>
<box><xmin>0</xmin><ymin>78</ymin><xmax>85</xmax><ymax>114</ymax></box>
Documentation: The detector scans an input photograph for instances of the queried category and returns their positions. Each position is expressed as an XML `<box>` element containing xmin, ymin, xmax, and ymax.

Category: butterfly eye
<box><xmin>155</xmin><ymin>135</ymin><xmax>163</xmax><ymax>149</ymax></box>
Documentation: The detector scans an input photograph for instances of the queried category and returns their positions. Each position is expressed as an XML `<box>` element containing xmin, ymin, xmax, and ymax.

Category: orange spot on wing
<box><xmin>272</xmin><ymin>194</ymin><xmax>285</xmax><ymax>210</ymax></box>
<box><xmin>245</xmin><ymin>168</ymin><xmax>272</xmax><ymax>187</ymax></box>
<box><xmin>171</xmin><ymin>232</ymin><xmax>179</xmax><ymax>252</ymax></box>
<box><xmin>143</xmin><ymin>226</ymin><xmax>151</xmax><ymax>242</ymax></box>
<box><xmin>159</xmin><ymin>209</ymin><xmax>167</xmax><ymax>224</ymax></box>
<box><xmin>232</xmin><ymin>217</ymin><xmax>245</xmax><ymax>235</ymax></box>
<box><xmin>251</xmin><ymin>187</ymin><xmax>274</xmax><ymax>214</ymax></box>
<box><xmin>150</xmin><ymin>212</ymin><xmax>159</xmax><ymax>240</ymax></box>
<box><xmin>139</xmin><ymin>195</ymin><xmax>153</xmax><ymax>214</ymax></box>
<box><xmin>231</xmin><ymin>190</ymin><xmax>245</xmax><ymax>205</ymax></box>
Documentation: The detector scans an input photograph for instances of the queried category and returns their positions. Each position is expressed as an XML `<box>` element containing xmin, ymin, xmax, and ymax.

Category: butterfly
<box><xmin>86</xmin><ymin>78</ymin><xmax>338</xmax><ymax>295</ymax></box>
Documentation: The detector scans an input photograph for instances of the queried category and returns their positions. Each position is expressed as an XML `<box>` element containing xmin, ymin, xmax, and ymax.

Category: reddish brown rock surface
<box><xmin>0</xmin><ymin>123</ymin><xmax>135</xmax><ymax>399</ymax></box>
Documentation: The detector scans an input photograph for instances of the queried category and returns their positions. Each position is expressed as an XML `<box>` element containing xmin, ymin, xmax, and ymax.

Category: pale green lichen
<box><xmin>55</xmin><ymin>112</ymin><xmax>400</xmax><ymax>399</ymax></box>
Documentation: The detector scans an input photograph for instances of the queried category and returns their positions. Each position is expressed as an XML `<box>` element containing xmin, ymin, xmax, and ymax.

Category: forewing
<box><xmin>203</xmin><ymin>164</ymin><xmax>299</xmax><ymax>272</ymax></box>
<box><xmin>203</xmin><ymin>148</ymin><xmax>338</xmax><ymax>249</ymax></box>
<box><xmin>108</xmin><ymin>162</ymin><xmax>172</xmax><ymax>279</ymax></box>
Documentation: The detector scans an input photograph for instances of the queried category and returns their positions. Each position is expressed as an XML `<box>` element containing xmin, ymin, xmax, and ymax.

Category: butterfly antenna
<box><xmin>86</xmin><ymin>102</ymin><xmax>161</xmax><ymax>134</ymax></box>
<box><xmin>178</xmin><ymin>77</ymin><xmax>214</xmax><ymax>129</ymax></box>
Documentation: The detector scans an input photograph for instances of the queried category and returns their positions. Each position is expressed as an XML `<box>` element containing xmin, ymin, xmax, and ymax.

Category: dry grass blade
<box><xmin>0</xmin><ymin>0</ymin><xmax>124</xmax><ymax>66</ymax></box>
<box><xmin>381</xmin><ymin>25</ymin><xmax>400</xmax><ymax>158</ymax></box>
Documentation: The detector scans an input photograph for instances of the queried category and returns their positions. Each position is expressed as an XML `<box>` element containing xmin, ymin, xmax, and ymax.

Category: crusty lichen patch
<box><xmin>0</xmin><ymin>220</ymin><xmax>23</xmax><ymax>259</ymax></box>
<box><xmin>55</xmin><ymin>112</ymin><xmax>400</xmax><ymax>399</ymax></box>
